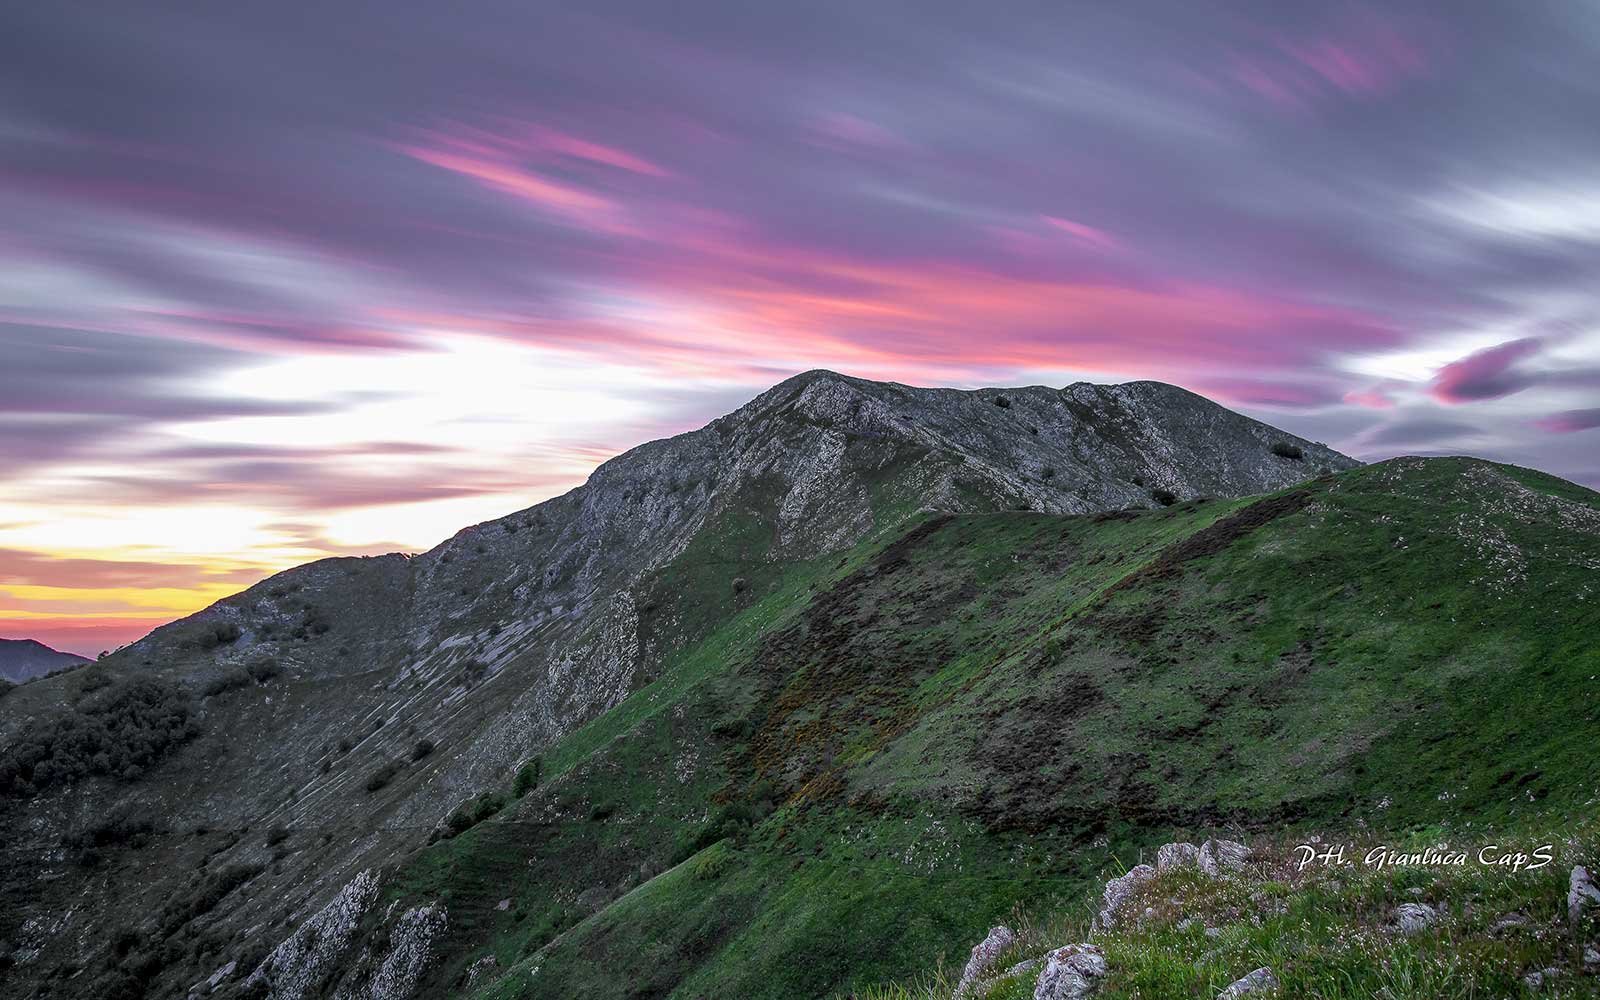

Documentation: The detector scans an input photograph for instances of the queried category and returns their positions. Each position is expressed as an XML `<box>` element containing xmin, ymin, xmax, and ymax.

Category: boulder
<box><xmin>1098</xmin><ymin>865</ymin><xmax>1155</xmax><ymax>930</ymax></box>
<box><xmin>1156</xmin><ymin>842</ymin><xmax>1199</xmax><ymax>873</ymax></box>
<box><xmin>1216</xmin><ymin>967</ymin><xmax>1279</xmax><ymax>998</ymax></box>
<box><xmin>1571</xmin><ymin>866</ymin><xmax>1600</xmax><ymax>929</ymax></box>
<box><xmin>1390</xmin><ymin>902</ymin><xmax>1437</xmax><ymax>935</ymax></box>
<box><xmin>1197</xmin><ymin>839</ymin><xmax>1251</xmax><ymax>878</ymax></box>
<box><xmin>1033</xmin><ymin>943</ymin><xmax>1108</xmax><ymax>1000</ymax></box>
<box><xmin>955</xmin><ymin>925</ymin><xmax>1017</xmax><ymax>997</ymax></box>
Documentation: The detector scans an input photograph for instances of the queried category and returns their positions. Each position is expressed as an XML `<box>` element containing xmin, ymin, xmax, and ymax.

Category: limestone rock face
<box><xmin>955</xmin><ymin>925</ymin><xmax>1017</xmax><ymax>997</ymax></box>
<box><xmin>1197</xmin><ymin>839</ymin><xmax>1251</xmax><ymax>878</ymax></box>
<box><xmin>1098</xmin><ymin>865</ymin><xmax>1155</xmax><ymax>930</ymax></box>
<box><xmin>1570</xmin><ymin>866</ymin><xmax>1600</xmax><ymax>928</ymax></box>
<box><xmin>1033</xmin><ymin>943</ymin><xmax>1108</xmax><ymax>1000</ymax></box>
<box><xmin>1216</xmin><ymin>967</ymin><xmax>1279</xmax><ymax>998</ymax></box>
<box><xmin>1390</xmin><ymin>902</ymin><xmax>1438</xmax><ymax>935</ymax></box>
<box><xmin>1156</xmin><ymin>842</ymin><xmax>1199</xmax><ymax>873</ymax></box>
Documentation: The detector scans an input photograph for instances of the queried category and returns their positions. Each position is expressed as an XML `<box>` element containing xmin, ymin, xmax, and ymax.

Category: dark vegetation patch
<box><xmin>0</xmin><ymin>676</ymin><xmax>198</xmax><ymax>797</ymax></box>
<box><xmin>365</xmin><ymin>759</ymin><xmax>403</xmax><ymax>792</ymax></box>
<box><xmin>1271</xmin><ymin>440</ymin><xmax>1305</xmax><ymax>460</ymax></box>
<box><xmin>65</xmin><ymin>802</ymin><xmax>159</xmax><ymax>866</ymax></box>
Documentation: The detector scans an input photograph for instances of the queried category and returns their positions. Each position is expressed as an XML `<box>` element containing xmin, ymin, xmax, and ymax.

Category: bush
<box><xmin>157</xmin><ymin>863</ymin><xmax>264</xmax><ymax>938</ymax></box>
<box><xmin>65</xmin><ymin>803</ymin><xmax>158</xmax><ymax>865</ymax></box>
<box><xmin>245</xmin><ymin>657</ymin><xmax>281</xmax><ymax>683</ymax></box>
<box><xmin>0</xmin><ymin>677</ymin><xmax>199</xmax><ymax>798</ymax></box>
<box><xmin>365</xmin><ymin>760</ymin><xmax>402</xmax><ymax>792</ymax></box>
<box><xmin>440</xmin><ymin>790</ymin><xmax>507</xmax><ymax>839</ymax></box>
<box><xmin>1151</xmin><ymin>488</ymin><xmax>1178</xmax><ymax>507</ymax></box>
<box><xmin>731</xmin><ymin>577</ymin><xmax>748</xmax><ymax>593</ymax></box>
<box><xmin>1271</xmin><ymin>441</ymin><xmax>1305</xmax><ymax>460</ymax></box>
<box><xmin>0</xmin><ymin>679</ymin><xmax>12</xmax><ymax>700</ymax></box>
<box><xmin>669</xmin><ymin>780</ymin><xmax>780</xmax><ymax>865</ymax></box>
<box><xmin>513</xmin><ymin>757</ymin><xmax>541</xmax><ymax>798</ymax></box>
<box><xmin>993</xmin><ymin>395</ymin><xmax>1011</xmax><ymax>409</ymax></box>
<box><xmin>411</xmin><ymin>738</ymin><xmax>435</xmax><ymax>762</ymax></box>
<box><xmin>201</xmin><ymin>669</ymin><xmax>252</xmax><ymax>698</ymax></box>
<box><xmin>264</xmin><ymin>825</ymin><xmax>291</xmax><ymax>847</ymax></box>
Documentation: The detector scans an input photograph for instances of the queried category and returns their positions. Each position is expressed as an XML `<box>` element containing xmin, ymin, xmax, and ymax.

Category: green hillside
<box><xmin>352</xmin><ymin>457</ymin><xmax>1600</xmax><ymax>999</ymax></box>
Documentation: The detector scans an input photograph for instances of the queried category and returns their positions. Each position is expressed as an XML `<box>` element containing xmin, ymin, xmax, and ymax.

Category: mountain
<box><xmin>2</xmin><ymin>372</ymin><xmax>1595</xmax><ymax>1000</ymax></box>
<box><xmin>0</xmin><ymin>638</ymin><xmax>89</xmax><ymax>683</ymax></box>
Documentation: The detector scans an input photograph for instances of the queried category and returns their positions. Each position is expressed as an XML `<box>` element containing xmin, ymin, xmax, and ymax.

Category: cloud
<box><xmin>1536</xmin><ymin>408</ymin><xmax>1600</xmax><ymax>434</ymax></box>
<box><xmin>1429</xmin><ymin>338</ymin><xmax>1543</xmax><ymax>403</ymax></box>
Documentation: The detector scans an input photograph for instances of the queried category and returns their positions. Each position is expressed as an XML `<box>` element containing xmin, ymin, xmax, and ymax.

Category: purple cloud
<box><xmin>1429</xmin><ymin>338</ymin><xmax>1543</xmax><ymax>404</ymax></box>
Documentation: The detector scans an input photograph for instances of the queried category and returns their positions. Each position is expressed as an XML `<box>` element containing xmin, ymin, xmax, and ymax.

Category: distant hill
<box><xmin>0</xmin><ymin>638</ymin><xmax>89</xmax><ymax>683</ymax></box>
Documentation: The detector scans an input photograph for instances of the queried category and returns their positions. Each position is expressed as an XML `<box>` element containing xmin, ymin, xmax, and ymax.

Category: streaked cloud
<box><xmin>2</xmin><ymin>1</ymin><xmax>1598</xmax><ymax>653</ymax></box>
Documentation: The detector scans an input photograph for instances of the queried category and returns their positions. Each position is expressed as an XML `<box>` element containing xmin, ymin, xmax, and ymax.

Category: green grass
<box><xmin>363</xmin><ymin>457</ymin><xmax>1600</xmax><ymax>999</ymax></box>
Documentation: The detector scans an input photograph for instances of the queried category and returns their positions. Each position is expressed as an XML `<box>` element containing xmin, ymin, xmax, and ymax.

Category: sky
<box><xmin>3</xmin><ymin>2</ymin><xmax>1598</xmax><ymax>656</ymax></box>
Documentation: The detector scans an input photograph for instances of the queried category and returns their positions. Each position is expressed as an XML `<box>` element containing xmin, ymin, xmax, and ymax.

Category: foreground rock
<box><xmin>1156</xmin><ymin>842</ymin><xmax>1199</xmax><ymax>872</ymax></box>
<box><xmin>1098</xmin><ymin>865</ymin><xmax>1155</xmax><ymax>929</ymax></box>
<box><xmin>1033</xmin><ymin>944</ymin><xmax>1108</xmax><ymax>1000</ymax></box>
<box><xmin>956</xmin><ymin>925</ymin><xmax>1016</xmax><ymax>997</ymax></box>
<box><xmin>1216</xmin><ymin>966</ymin><xmax>1279</xmax><ymax>998</ymax></box>
<box><xmin>1389</xmin><ymin>902</ymin><xmax>1437</xmax><ymax>935</ymax></box>
<box><xmin>1571</xmin><ymin>866</ymin><xmax>1600</xmax><ymax>928</ymax></box>
<box><xmin>1197</xmin><ymin>838</ymin><xmax>1251</xmax><ymax>878</ymax></box>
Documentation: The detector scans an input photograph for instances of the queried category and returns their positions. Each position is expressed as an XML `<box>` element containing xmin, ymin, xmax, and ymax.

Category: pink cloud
<box><xmin>1429</xmin><ymin>337</ymin><xmax>1542</xmax><ymax>403</ymax></box>
<box><xmin>1535</xmin><ymin>408</ymin><xmax>1600</xmax><ymax>433</ymax></box>
<box><xmin>1207</xmin><ymin>9</ymin><xmax>1435</xmax><ymax>112</ymax></box>
<box><xmin>1344</xmin><ymin>387</ymin><xmax>1397</xmax><ymax>409</ymax></box>
<box><xmin>1041</xmin><ymin>215</ymin><xmax>1121</xmax><ymax>252</ymax></box>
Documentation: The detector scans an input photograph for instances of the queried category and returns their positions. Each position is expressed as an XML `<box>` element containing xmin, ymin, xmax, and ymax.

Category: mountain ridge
<box><xmin>0</xmin><ymin>638</ymin><xmax>90</xmax><ymax>684</ymax></box>
<box><xmin>25</xmin><ymin>375</ymin><xmax>1598</xmax><ymax>1000</ymax></box>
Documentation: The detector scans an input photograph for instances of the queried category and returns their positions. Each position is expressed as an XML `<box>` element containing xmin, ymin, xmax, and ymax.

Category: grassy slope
<box><xmin>369</xmin><ymin>458</ymin><xmax>1599</xmax><ymax>999</ymax></box>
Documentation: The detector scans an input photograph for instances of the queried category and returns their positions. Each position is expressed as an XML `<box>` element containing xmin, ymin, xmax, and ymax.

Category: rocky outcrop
<box><xmin>1033</xmin><ymin>943</ymin><xmax>1108</xmax><ymax>1000</ymax></box>
<box><xmin>343</xmin><ymin>903</ymin><xmax>448</xmax><ymax>1000</ymax></box>
<box><xmin>1389</xmin><ymin>902</ymin><xmax>1437</xmax><ymax>935</ymax></box>
<box><xmin>1571</xmin><ymin>866</ymin><xmax>1600</xmax><ymax>929</ymax></box>
<box><xmin>1197</xmin><ymin>839</ymin><xmax>1251</xmax><ymax>878</ymax></box>
<box><xmin>955</xmin><ymin>925</ymin><xmax>1016</xmax><ymax>997</ymax></box>
<box><xmin>1098</xmin><ymin>865</ymin><xmax>1155</xmax><ymax>930</ymax></box>
<box><xmin>1216</xmin><ymin>966</ymin><xmax>1279</xmax><ymax>998</ymax></box>
<box><xmin>1156</xmin><ymin>842</ymin><xmax>1199</xmax><ymax>872</ymax></box>
<box><xmin>243</xmin><ymin>871</ymin><xmax>380</xmax><ymax>1000</ymax></box>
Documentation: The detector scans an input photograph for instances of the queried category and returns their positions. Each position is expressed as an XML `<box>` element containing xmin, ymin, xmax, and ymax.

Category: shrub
<box><xmin>731</xmin><ymin>577</ymin><xmax>748</xmax><ymax>593</ymax></box>
<box><xmin>65</xmin><ymin>803</ymin><xmax>158</xmax><ymax>865</ymax></box>
<box><xmin>440</xmin><ymin>790</ymin><xmax>507</xmax><ymax>839</ymax></box>
<box><xmin>669</xmin><ymin>780</ymin><xmax>780</xmax><ymax>865</ymax></box>
<box><xmin>1151</xmin><ymin>488</ymin><xmax>1178</xmax><ymax>507</ymax></box>
<box><xmin>0</xmin><ymin>679</ymin><xmax>12</xmax><ymax>700</ymax></box>
<box><xmin>201</xmin><ymin>669</ymin><xmax>252</xmax><ymax>698</ymax></box>
<box><xmin>993</xmin><ymin>395</ymin><xmax>1011</xmax><ymax>408</ymax></box>
<box><xmin>513</xmin><ymin>757</ymin><xmax>542</xmax><ymax>798</ymax></box>
<box><xmin>264</xmin><ymin>825</ymin><xmax>291</xmax><ymax>847</ymax></box>
<box><xmin>411</xmin><ymin>738</ymin><xmax>435</xmax><ymax>762</ymax></box>
<box><xmin>1040</xmin><ymin>466</ymin><xmax>1057</xmax><ymax>481</ymax></box>
<box><xmin>245</xmin><ymin>657</ymin><xmax>281</xmax><ymax>683</ymax></box>
<box><xmin>1271</xmin><ymin>441</ymin><xmax>1305</xmax><ymax>460</ymax></box>
<box><xmin>157</xmin><ymin>863</ymin><xmax>264</xmax><ymax>938</ymax></box>
<box><xmin>365</xmin><ymin>760</ymin><xmax>402</xmax><ymax>792</ymax></box>
<box><xmin>0</xmin><ymin>677</ymin><xmax>199</xmax><ymax>798</ymax></box>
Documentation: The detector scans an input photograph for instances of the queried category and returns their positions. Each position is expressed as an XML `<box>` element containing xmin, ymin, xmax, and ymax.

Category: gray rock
<box><xmin>1004</xmin><ymin>959</ymin><xmax>1040</xmax><ymax>978</ymax></box>
<box><xmin>1571</xmin><ymin>866</ymin><xmax>1600</xmax><ymax>928</ymax></box>
<box><xmin>1216</xmin><ymin>967</ymin><xmax>1279</xmax><ymax>998</ymax></box>
<box><xmin>1489</xmin><ymin>912</ymin><xmax>1529</xmax><ymax>935</ymax></box>
<box><xmin>1033</xmin><ymin>943</ymin><xmax>1108</xmax><ymax>1000</ymax></box>
<box><xmin>1582</xmin><ymin>945</ymin><xmax>1599</xmax><ymax>973</ymax></box>
<box><xmin>1156</xmin><ymin>842</ymin><xmax>1199</xmax><ymax>873</ymax></box>
<box><xmin>955</xmin><ymin>925</ymin><xmax>1017</xmax><ymax>997</ymax></box>
<box><xmin>465</xmin><ymin>954</ymin><xmax>500</xmax><ymax>990</ymax></box>
<box><xmin>1197</xmin><ymin>839</ymin><xmax>1251</xmax><ymax>878</ymax></box>
<box><xmin>1390</xmin><ymin>902</ymin><xmax>1437</xmax><ymax>935</ymax></box>
<box><xmin>1098</xmin><ymin>865</ymin><xmax>1155</xmax><ymax>930</ymax></box>
<box><xmin>1523</xmin><ymin>966</ymin><xmax>1561</xmax><ymax>989</ymax></box>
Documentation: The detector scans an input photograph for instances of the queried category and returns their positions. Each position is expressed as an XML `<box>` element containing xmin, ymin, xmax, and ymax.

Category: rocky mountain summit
<box><xmin>0</xmin><ymin>638</ymin><xmax>89</xmax><ymax>684</ymax></box>
<box><xmin>2</xmin><ymin>371</ymin><xmax>1597</xmax><ymax>1000</ymax></box>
